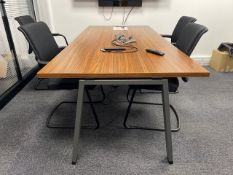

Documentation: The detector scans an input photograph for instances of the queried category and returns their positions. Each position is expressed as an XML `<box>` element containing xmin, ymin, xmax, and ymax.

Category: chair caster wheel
<box><xmin>72</xmin><ymin>161</ymin><xmax>77</xmax><ymax>165</ymax></box>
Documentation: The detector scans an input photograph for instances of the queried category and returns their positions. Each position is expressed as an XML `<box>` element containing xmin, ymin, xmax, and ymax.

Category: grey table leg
<box><xmin>72</xmin><ymin>80</ymin><xmax>85</xmax><ymax>165</ymax></box>
<box><xmin>161</xmin><ymin>79</ymin><xmax>173</xmax><ymax>164</ymax></box>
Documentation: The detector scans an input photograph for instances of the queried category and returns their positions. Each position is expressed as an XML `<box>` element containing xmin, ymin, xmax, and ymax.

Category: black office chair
<box><xmin>15</xmin><ymin>15</ymin><xmax>68</xmax><ymax>54</ymax></box>
<box><xmin>124</xmin><ymin>23</ymin><xmax>208</xmax><ymax>132</ymax></box>
<box><xmin>162</xmin><ymin>16</ymin><xmax>197</xmax><ymax>45</ymax></box>
<box><xmin>18</xmin><ymin>22</ymin><xmax>104</xmax><ymax>129</ymax></box>
<box><xmin>15</xmin><ymin>15</ymin><xmax>69</xmax><ymax>90</ymax></box>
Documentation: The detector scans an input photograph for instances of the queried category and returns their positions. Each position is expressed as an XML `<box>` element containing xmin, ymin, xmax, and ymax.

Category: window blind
<box><xmin>4</xmin><ymin>0</ymin><xmax>35</xmax><ymax>19</ymax></box>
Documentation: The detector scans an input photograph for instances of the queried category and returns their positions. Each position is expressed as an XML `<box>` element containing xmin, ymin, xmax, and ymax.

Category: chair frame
<box><xmin>46</xmin><ymin>86</ymin><xmax>106</xmax><ymax>129</ymax></box>
<box><xmin>17</xmin><ymin>22</ymin><xmax>106</xmax><ymax>130</ymax></box>
<box><xmin>15</xmin><ymin>16</ymin><xmax>69</xmax><ymax>90</ymax></box>
<box><xmin>124</xmin><ymin>88</ymin><xmax>180</xmax><ymax>132</ymax></box>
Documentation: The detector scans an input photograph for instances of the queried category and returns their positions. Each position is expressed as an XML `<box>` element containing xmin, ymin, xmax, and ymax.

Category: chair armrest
<box><xmin>161</xmin><ymin>34</ymin><xmax>172</xmax><ymax>38</ymax></box>
<box><xmin>58</xmin><ymin>47</ymin><xmax>66</xmax><ymax>53</ymax></box>
<box><xmin>37</xmin><ymin>47</ymin><xmax>65</xmax><ymax>67</ymax></box>
<box><xmin>52</xmin><ymin>33</ymin><xmax>69</xmax><ymax>46</ymax></box>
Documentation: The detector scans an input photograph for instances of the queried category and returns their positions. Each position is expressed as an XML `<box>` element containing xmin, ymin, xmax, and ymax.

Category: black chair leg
<box><xmin>46</xmin><ymin>101</ymin><xmax>100</xmax><ymax>129</ymax></box>
<box><xmin>92</xmin><ymin>85</ymin><xmax>106</xmax><ymax>103</ymax></box>
<box><xmin>124</xmin><ymin>88</ymin><xmax>180</xmax><ymax>132</ymax></box>
<box><xmin>123</xmin><ymin>89</ymin><xmax>137</xmax><ymax>128</ymax></box>
<box><xmin>85</xmin><ymin>88</ymin><xmax>100</xmax><ymax>129</ymax></box>
<box><xmin>46</xmin><ymin>101</ymin><xmax>76</xmax><ymax>129</ymax></box>
<box><xmin>34</xmin><ymin>78</ymin><xmax>49</xmax><ymax>90</ymax></box>
<box><xmin>126</xmin><ymin>88</ymin><xmax>131</xmax><ymax>102</ymax></box>
<box><xmin>100</xmin><ymin>85</ymin><xmax>106</xmax><ymax>102</ymax></box>
<box><xmin>127</xmin><ymin>88</ymin><xmax>178</xmax><ymax>102</ymax></box>
<box><xmin>46</xmin><ymin>87</ymin><xmax>103</xmax><ymax>129</ymax></box>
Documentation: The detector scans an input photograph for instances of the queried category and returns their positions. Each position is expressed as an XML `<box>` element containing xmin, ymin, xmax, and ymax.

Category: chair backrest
<box><xmin>15</xmin><ymin>15</ymin><xmax>36</xmax><ymax>54</ymax></box>
<box><xmin>171</xmin><ymin>16</ymin><xmax>197</xmax><ymax>43</ymax></box>
<box><xmin>18</xmin><ymin>22</ymin><xmax>60</xmax><ymax>65</ymax></box>
<box><xmin>15</xmin><ymin>15</ymin><xmax>35</xmax><ymax>26</ymax></box>
<box><xmin>176</xmin><ymin>23</ymin><xmax>208</xmax><ymax>56</ymax></box>
<box><xmin>176</xmin><ymin>23</ymin><xmax>208</xmax><ymax>82</ymax></box>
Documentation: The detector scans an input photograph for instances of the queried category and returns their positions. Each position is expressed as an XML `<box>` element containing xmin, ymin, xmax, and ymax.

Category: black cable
<box><xmin>123</xmin><ymin>7</ymin><xmax>134</xmax><ymax>25</ymax></box>
<box><xmin>111</xmin><ymin>34</ymin><xmax>138</xmax><ymax>53</ymax></box>
<box><xmin>111</xmin><ymin>42</ymin><xmax>138</xmax><ymax>53</ymax></box>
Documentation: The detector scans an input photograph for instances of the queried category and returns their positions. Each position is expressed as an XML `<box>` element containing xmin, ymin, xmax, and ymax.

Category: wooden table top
<box><xmin>37</xmin><ymin>26</ymin><xmax>209</xmax><ymax>79</ymax></box>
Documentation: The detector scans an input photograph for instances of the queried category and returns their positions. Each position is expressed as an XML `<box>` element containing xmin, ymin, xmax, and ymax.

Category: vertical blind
<box><xmin>4</xmin><ymin>0</ymin><xmax>35</xmax><ymax>19</ymax></box>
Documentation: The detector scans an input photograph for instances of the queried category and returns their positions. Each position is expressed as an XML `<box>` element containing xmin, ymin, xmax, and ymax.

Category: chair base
<box><xmin>47</xmin><ymin>87</ymin><xmax>106</xmax><ymax>129</ymax></box>
<box><xmin>46</xmin><ymin>101</ymin><xmax>99</xmax><ymax>129</ymax></box>
<box><xmin>124</xmin><ymin>89</ymin><xmax>180</xmax><ymax>132</ymax></box>
<box><xmin>34</xmin><ymin>78</ymin><xmax>49</xmax><ymax>90</ymax></box>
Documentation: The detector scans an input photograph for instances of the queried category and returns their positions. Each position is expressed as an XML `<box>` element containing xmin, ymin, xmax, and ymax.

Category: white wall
<box><xmin>36</xmin><ymin>0</ymin><xmax>233</xmax><ymax>61</ymax></box>
<box><xmin>33</xmin><ymin>0</ymin><xmax>54</xmax><ymax>29</ymax></box>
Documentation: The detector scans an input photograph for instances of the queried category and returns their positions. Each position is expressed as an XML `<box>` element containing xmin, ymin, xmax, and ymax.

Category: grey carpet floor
<box><xmin>0</xmin><ymin>67</ymin><xmax>233</xmax><ymax>175</ymax></box>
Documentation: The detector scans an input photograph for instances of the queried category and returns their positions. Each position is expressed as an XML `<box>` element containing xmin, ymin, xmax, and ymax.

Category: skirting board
<box><xmin>191</xmin><ymin>56</ymin><xmax>211</xmax><ymax>66</ymax></box>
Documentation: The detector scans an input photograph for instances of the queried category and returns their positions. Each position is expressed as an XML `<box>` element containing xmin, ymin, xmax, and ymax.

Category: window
<box><xmin>0</xmin><ymin>0</ymin><xmax>37</xmax><ymax>97</ymax></box>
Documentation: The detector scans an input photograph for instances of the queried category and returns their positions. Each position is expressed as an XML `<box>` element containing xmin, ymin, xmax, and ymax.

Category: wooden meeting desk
<box><xmin>37</xmin><ymin>26</ymin><xmax>209</xmax><ymax>164</ymax></box>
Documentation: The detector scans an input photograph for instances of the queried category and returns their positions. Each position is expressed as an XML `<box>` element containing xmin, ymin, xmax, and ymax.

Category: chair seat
<box><xmin>129</xmin><ymin>78</ymin><xmax>179</xmax><ymax>93</ymax></box>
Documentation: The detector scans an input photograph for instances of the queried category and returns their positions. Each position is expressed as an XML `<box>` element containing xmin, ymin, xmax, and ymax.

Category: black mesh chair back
<box><xmin>15</xmin><ymin>15</ymin><xmax>35</xmax><ymax>25</ymax></box>
<box><xmin>15</xmin><ymin>15</ymin><xmax>36</xmax><ymax>54</ymax></box>
<box><xmin>18</xmin><ymin>22</ymin><xmax>60</xmax><ymax>66</ymax></box>
<box><xmin>176</xmin><ymin>23</ymin><xmax>208</xmax><ymax>82</ymax></box>
<box><xmin>176</xmin><ymin>23</ymin><xmax>208</xmax><ymax>56</ymax></box>
<box><xmin>171</xmin><ymin>16</ymin><xmax>197</xmax><ymax>43</ymax></box>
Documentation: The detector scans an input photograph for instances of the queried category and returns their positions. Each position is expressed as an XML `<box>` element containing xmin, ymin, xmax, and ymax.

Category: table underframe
<box><xmin>71</xmin><ymin>79</ymin><xmax>173</xmax><ymax>164</ymax></box>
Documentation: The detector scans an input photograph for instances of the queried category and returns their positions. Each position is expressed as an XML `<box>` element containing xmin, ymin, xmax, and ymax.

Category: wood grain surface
<box><xmin>37</xmin><ymin>26</ymin><xmax>209</xmax><ymax>79</ymax></box>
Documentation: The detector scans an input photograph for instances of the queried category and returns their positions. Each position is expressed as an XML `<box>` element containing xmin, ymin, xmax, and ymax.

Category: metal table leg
<box><xmin>72</xmin><ymin>80</ymin><xmax>85</xmax><ymax>165</ymax></box>
<box><xmin>161</xmin><ymin>79</ymin><xmax>173</xmax><ymax>164</ymax></box>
